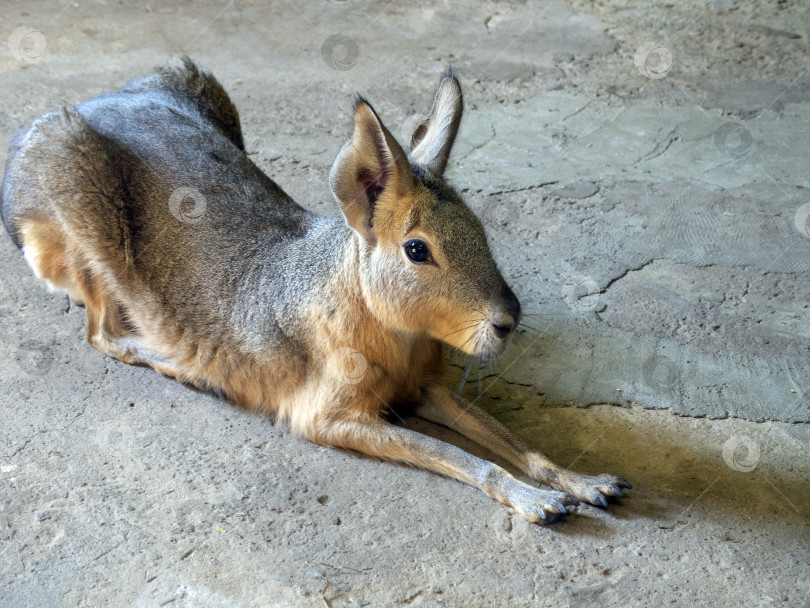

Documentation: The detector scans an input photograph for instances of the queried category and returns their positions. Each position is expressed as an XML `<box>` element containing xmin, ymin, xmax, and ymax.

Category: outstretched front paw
<box><xmin>561</xmin><ymin>472</ymin><xmax>632</xmax><ymax>508</ymax></box>
<box><xmin>510</xmin><ymin>487</ymin><xmax>580</xmax><ymax>524</ymax></box>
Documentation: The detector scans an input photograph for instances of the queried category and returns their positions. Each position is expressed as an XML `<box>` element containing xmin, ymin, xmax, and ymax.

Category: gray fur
<box><xmin>1</xmin><ymin>59</ymin><xmax>629</xmax><ymax>523</ymax></box>
<box><xmin>3</xmin><ymin>59</ymin><xmax>342</xmax><ymax>368</ymax></box>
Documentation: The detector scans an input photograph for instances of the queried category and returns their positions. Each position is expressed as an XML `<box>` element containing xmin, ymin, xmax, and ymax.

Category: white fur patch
<box><xmin>21</xmin><ymin>242</ymin><xmax>43</xmax><ymax>280</ymax></box>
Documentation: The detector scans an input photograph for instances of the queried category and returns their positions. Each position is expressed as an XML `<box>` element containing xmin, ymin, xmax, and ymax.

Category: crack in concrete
<box><xmin>633</xmin><ymin>128</ymin><xmax>679</xmax><ymax>164</ymax></box>
<box><xmin>6</xmin><ymin>357</ymin><xmax>111</xmax><ymax>459</ymax></box>
<box><xmin>86</xmin><ymin>540</ymin><xmax>123</xmax><ymax>566</ymax></box>
<box><xmin>8</xmin><ymin>432</ymin><xmax>46</xmax><ymax>459</ymax></box>
<box><xmin>576</xmin><ymin>183</ymin><xmax>601</xmax><ymax>200</ymax></box>
<box><xmin>458</xmin><ymin>122</ymin><xmax>496</xmax><ymax>162</ymax></box>
<box><xmin>560</xmin><ymin>98</ymin><xmax>597</xmax><ymax>122</ymax></box>
<box><xmin>66</xmin><ymin>358</ymin><xmax>111</xmax><ymax>430</ymax></box>
<box><xmin>600</xmin><ymin>259</ymin><xmax>660</xmax><ymax>294</ymax></box>
<box><xmin>488</xmin><ymin>180</ymin><xmax>559</xmax><ymax>196</ymax></box>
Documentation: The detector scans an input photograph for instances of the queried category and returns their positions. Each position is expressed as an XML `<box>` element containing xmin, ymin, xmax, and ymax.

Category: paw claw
<box><xmin>598</xmin><ymin>485</ymin><xmax>624</xmax><ymax>498</ymax></box>
<box><xmin>561</xmin><ymin>472</ymin><xmax>632</xmax><ymax>508</ymax></box>
<box><xmin>512</xmin><ymin>487</ymin><xmax>579</xmax><ymax>524</ymax></box>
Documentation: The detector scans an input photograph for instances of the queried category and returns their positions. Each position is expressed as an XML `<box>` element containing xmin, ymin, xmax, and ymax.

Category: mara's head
<box><xmin>329</xmin><ymin>70</ymin><xmax>521</xmax><ymax>360</ymax></box>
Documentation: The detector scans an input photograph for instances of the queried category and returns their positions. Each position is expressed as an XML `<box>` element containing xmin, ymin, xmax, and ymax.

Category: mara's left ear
<box><xmin>409</xmin><ymin>69</ymin><xmax>463</xmax><ymax>177</ymax></box>
<box><xmin>329</xmin><ymin>98</ymin><xmax>413</xmax><ymax>245</ymax></box>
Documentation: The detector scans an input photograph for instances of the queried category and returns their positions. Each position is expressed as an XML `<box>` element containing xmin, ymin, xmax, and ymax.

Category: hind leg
<box><xmin>27</xmin><ymin>226</ymin><xmax>136</xmax><ymax>362</ymax></box>
<box><xmin>106</xmin><ymin>336</ymin><xmax>180</xmax><ymax>379</ymax></box>
<box><xmin>18</xmin><ymin>218</ymin><xmax>178</xmax><ymax>378</ymax></box>
<box><xmin>19</xmin><ymin>219</ymin><xmax>85</xmax><ymax>304</ymax></box>
<box><xmin>82</xmin><ymin>290</ymin><xmax>181</xmax><ymax>378</ymax></box>
<box><xmin>84</xmin><ymin>291</ymin><xmax>180</xmax><ymax>379</ymax></box>
<box><xmin>79</xmin><ymin>278</ymin><xmax>180</xmax><ymax>378</ymax></box>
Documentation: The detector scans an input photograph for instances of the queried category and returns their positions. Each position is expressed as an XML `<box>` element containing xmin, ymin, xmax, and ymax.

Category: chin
<box><xmin>476</xmin><ymin>339</ymin><xmax>509</xmax><ymax>362</ymax></box>
<box><xmin>449</xmin><ymin>326</ymin><xmax>510</xmax><ymax>362</ymax></box>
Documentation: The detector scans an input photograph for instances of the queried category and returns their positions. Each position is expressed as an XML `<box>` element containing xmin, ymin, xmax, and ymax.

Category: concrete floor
<box><xmin>1</xmin><ymin>1</ymin><xmax>808</xmax><ymax>606</ymax></box>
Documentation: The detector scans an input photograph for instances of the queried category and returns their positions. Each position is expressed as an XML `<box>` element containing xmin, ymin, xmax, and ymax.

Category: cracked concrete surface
<box><xmin>1</xmin><ymin>1</ymin><xmax>808</xmax><ymax>607</ymax></box>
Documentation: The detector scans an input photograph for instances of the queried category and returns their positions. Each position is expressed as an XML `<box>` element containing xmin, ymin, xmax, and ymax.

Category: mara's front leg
<box><xmin>414</xmin><ymin>385</ymin><xmax>631</xmax><ymax>508</ymax></box>
<box><xmin>309</xmin><ymin>415</ymin><xmax>579</xmax><ymax>524</ymax></box>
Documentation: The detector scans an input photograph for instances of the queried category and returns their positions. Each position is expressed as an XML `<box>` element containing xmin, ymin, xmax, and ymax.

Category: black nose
<box><xmin>492</xmin><ymin>283</ymin><xmax>522</xmax><ymax>340</ymax></box>
<box><xmin>502</xmin><ymin>283</ymin><xmax>521</xmax><ymax>322</ymax></box>
<box><xmin>492</xmin><ymin>318</ymin><xmax>515</xmax><ymax>340</ymax></box>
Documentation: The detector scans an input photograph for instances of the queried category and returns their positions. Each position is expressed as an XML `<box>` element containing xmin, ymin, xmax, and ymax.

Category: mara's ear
<box><xmin>409</xmin><ymin>69</ymin><xmax>463</xmax><ymax>177</ymax></box>
<box><xmin>329</xmin><ymin>99</ymin><xmax>413</xmax><ymax>245</ymax></box>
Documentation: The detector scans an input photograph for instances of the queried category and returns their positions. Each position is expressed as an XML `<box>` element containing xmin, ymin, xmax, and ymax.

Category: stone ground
<box><xmin>1</xmin><ymin>0</ymin><xmax>809</xmax><ymax>606</ymax></box>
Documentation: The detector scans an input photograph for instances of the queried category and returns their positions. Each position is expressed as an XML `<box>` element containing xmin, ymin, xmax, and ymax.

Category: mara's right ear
<box><xmin>329</xmin><ymin>99</ymin><xmax>412</xmax><ymax>246</ymax></box>
<box><xmin>409</xmin><ymin>69</ymin><xmax>463</xmax><ymax>177</ymax></box>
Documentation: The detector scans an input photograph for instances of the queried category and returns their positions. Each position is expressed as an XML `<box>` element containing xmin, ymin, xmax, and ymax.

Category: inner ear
<box><xmin>329</xmin><ymin>100</ymin><xmax>412</xmax><ymax>244</ymax></box>
<box><xmin>410</xmin><ymin>121</ymin><xmax>429</xmax><ymax>150</ymax></box>
<box><xmin>359</xmin><ymin>170</ymin><xmax>385</xmax><ymax>208</ymax></box>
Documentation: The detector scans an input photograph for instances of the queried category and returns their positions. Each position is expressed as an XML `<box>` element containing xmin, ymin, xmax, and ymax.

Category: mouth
<box><xmin>437</xmin><ymin>308</ymin><xmax>518</xmax><ymax>360</ymax></box>
<box><xmin>455</xmin><ymin>320</ymin><xmax>512</xmax><ymax>361</ymax></box>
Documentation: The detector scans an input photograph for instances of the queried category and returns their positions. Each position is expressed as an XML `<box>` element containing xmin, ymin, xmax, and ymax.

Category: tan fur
<box><xmin>3</xmin><ymin>60</ymin><xmax>630</xmax><ymax>524</ymax></box>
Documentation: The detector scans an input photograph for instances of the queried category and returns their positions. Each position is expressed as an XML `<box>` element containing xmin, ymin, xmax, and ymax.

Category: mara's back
<box><xmin>2</xmin><ymin>60</ymin><xmax>340</xmax><ymax>360</ymax></box>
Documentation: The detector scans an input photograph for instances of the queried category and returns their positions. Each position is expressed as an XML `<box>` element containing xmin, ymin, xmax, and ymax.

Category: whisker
<box><xmin>456</xmin><ymin>327</ymin><xmax>479</xmax><ymax>354</ymax></box>
<box><xmin>456</xmin><ymin>356</ymin><xmax>475</xmax><ymax>397</ymax></box>
<box><xmin>477</xmin><ymin>355</ymin><xmax>484</xmax><ymax>397</ymax></box>
<box><xmin>516</xmin><ymin>322</ymin><xmax>548</xmax><ymax>333</ymax></box>
<box><xmin>441</xmin><ymin>321</ymin><xmax>481</xmax><ymax>341</ymax></box>
<box><xmin>507</xmin><ymin>332</ymin><xmax>535</xmax><ymax>350</ymax></box>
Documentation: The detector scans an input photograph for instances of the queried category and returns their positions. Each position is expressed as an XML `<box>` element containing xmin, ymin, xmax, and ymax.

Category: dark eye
<box><xmin>404</xmin><ymin>239</ymin><xmax>430</xmax><ymax>264</ymax></box>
